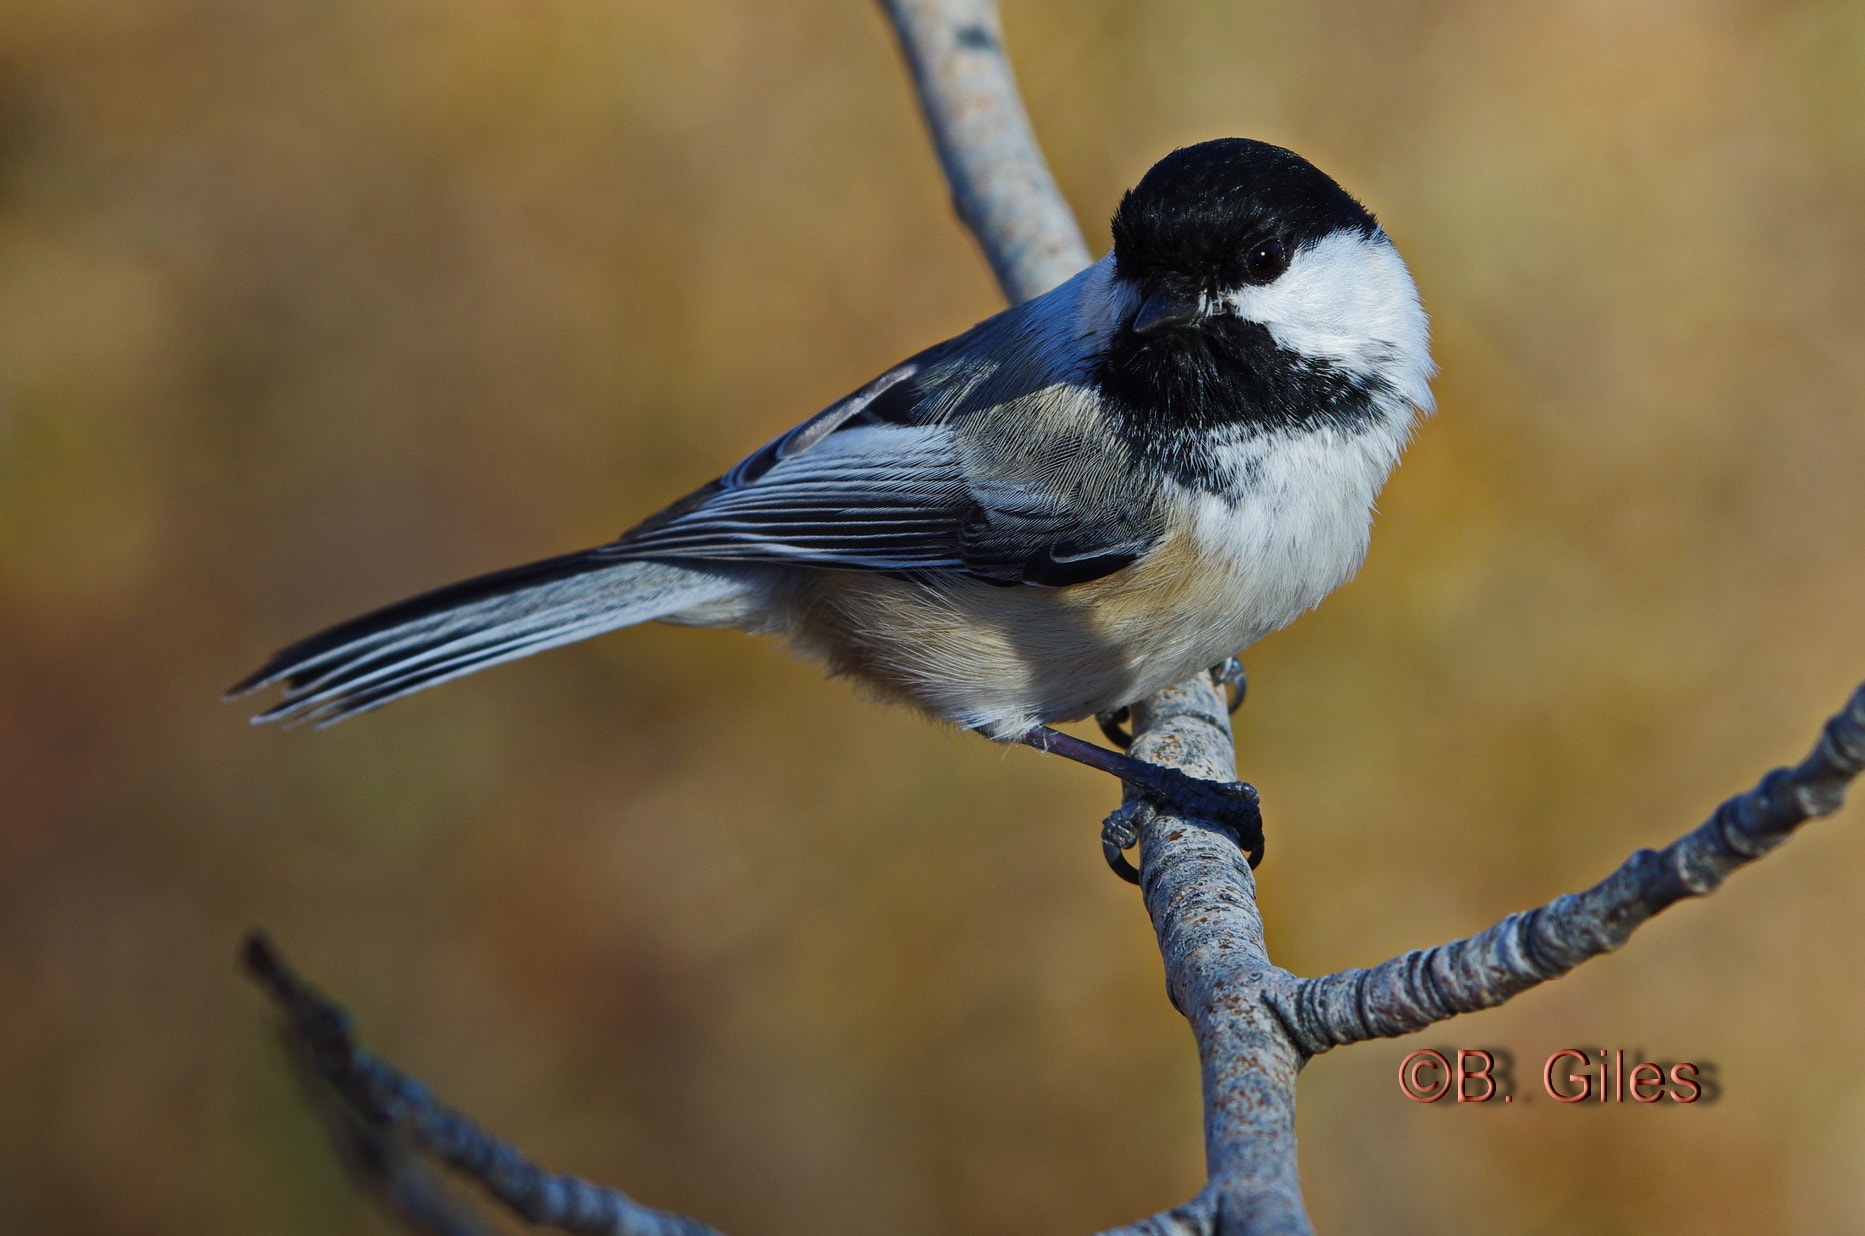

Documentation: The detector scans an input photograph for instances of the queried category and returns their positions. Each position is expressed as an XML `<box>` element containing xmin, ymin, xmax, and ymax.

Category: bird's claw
<box><xmin>1099</xmin><ymin>771</ymin><xmax>1265</xmax><ymax>882</ymax></box>
<box><xmin>1100</xmin><ymin>799</ymin><xmax>1154</xmax><ymax>883</ymax></box>
<box><xmin>1137</xmin><ymin>769</ymin><xmax>1265</xmax><ymax>868</ymax></box>
<box><xmin>1083</xmin><ymin>672</ymin><xmax>1261</xmax><ymax>881</ymax></box>
<box><xmin>1209</xmin><ymin>657</ymin><xmax>1248</xmax><ymax>714</ymax></box>
<box><xmin>1096</xmin><ymin>706</ymin><xmax>1133</xmax><ymax>749</ymax></box>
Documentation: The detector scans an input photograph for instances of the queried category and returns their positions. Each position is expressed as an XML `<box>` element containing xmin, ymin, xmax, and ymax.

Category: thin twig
<box><xmin>877</xmin><ymin>0</ymin><xmax>1091</xmax><ymax>302</ymax></box>
<box><xmin>1268</xmin><ymin>683</ymin><xmax>1865</xmax><ymax>1054</ymax></box>
<box><xmin>300</xmin><ymin>1088</ymin><xmax>499</xmax><ymax>1236</ymax></box>
<box><xmin>244</xmin><ymin>933</ymin><xmax>724</xmax><ymax>1236</ymax></box>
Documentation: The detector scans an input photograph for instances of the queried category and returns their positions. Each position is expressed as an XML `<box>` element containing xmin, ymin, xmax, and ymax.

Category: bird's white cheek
<box><xmin>1223</xmin><ymin>231</ymin><xmax>1436</xmax><ymax>414</ymax></box>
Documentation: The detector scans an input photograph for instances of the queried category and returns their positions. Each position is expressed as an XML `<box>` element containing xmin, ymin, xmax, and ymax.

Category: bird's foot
<box><xmin>1209</xmin><ymin>657</ymin><xmax>1248</xmax><ymax>713</ymax></box>
<box><xmin>1010</xmin><ymin>724</ymin><xmax>1265</xmax><ymax>883</ymax></box>
<box><xmin>1100</xmin><ymin>799</ymin><xmax>1153</xmax><ymax>883</ymax></box>
<box><xmin>1099</xmin><ymin>767</ymin><xmax>1264</xmax><ymax>884</ymax></box>
<box><xmin>1138</xmin><ymin>765</ymin><xmax>1264</xmax><ymax>865</ymax></box>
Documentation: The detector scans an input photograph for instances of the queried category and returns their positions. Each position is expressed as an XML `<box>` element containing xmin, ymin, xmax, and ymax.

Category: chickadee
<box><xmin>231</xmin><ymin>138</ymin><xmax>1434</xmax><ymax>864</ymax></box>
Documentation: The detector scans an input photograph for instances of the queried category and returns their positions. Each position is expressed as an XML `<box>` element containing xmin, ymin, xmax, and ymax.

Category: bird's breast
<box><xmin>778</xmin><ymin>425</ymin><xmax>1403</xmax><ymax>737</ymax></box>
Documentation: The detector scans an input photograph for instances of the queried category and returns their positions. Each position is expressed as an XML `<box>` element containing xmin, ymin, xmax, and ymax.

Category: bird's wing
<box><xmin>606</xmin><ymin>339</ymin><xmax>1160</xmax><ymax>586</ymax></box>
<box><xmin>612</xmin><ymin>418</ymin><xmax>971</xmax><ymax>572</ymax></box>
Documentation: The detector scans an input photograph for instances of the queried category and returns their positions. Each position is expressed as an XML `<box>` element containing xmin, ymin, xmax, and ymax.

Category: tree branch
<box><xmin>1268</xmin><ymin>683</ymin><xmax>1865</xmax><ymax>1054</ymax></box>
<box><xmin>877</xmin><ymin>0</ymin><xmax>1090</xmax><ymax>302</ymax></box>
<box><xmin>1104</xmin><ymin>677</ymin><xmax>1307</xmax><ymax>1235</ymax></box>
<box><xmin>243</xmin><ymin>933</ymin><xmax>723</xmax><ymax>1236</ymax></box>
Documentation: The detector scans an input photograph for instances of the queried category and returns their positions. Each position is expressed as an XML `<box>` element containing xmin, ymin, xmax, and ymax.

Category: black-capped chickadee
<box><xmin>231</xmin><ymin>138</ymin><xmax>1434</xmax><ymax>861</ymax></box>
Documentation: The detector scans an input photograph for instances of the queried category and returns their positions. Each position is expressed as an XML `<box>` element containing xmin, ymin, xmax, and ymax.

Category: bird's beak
<box><xmin>1131</xmin><ymin>290</ymin><xmax>1207</xmax><ymax>337</ymax></box>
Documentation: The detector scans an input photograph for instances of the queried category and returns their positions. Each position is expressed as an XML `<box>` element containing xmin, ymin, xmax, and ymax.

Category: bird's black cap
<box><xmin>1111</xmin><ymin>139</ymin><xmax>1378</xmax><ymax>289</ymax></box>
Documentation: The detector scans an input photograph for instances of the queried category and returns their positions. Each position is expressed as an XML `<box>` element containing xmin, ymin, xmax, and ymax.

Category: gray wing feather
<box><xmin>615</xmin><ymin>424</ymin><xmax>971</xmax><ymax>571</ymax></box>
<box><xmin>609</xmin><ymin>301</ymin><xmax>1163</xmax><ymax>585</ymax></box>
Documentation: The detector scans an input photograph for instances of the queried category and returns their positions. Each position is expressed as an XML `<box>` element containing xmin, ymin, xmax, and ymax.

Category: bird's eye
<box><xmin>1245</xmin><ymin>238</ymin><xmax>1287</xmax><ymax>282</ymax></box>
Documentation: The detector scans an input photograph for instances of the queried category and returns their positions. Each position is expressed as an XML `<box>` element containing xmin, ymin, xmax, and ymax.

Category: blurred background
<box><xmin>3</xmin><ymin>1</ymin><xmax>1865</xmax><ymax>1232</ymax></box>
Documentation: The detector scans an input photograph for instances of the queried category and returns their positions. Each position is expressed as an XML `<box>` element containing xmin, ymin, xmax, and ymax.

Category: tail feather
<box><xmin>230</xmin><ymin>552</ymin><xmax>748</xmax><ymax>727</ymax></box>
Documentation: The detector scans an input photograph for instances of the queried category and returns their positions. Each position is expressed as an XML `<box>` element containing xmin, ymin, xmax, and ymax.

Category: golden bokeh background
<box><xmin>4</xmin><ymin>2</ymin><xmax>1865</xmax><ymax>1232</ymax></box>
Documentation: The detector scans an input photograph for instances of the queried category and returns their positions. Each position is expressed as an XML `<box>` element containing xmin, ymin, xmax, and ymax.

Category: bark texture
<box><xmin>877</xmin><ymin>0</ymin><xmax>1091</xmax><ymax>301</ymax></box>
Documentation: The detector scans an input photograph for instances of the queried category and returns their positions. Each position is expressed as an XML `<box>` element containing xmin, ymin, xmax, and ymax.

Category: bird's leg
<box><xmin>1017</xmin><ymin>725</ymin><xmax>1264</xmax><ymax>883</ymax></box>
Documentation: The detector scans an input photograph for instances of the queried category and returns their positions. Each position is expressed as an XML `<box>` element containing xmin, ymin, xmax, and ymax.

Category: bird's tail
<box><xmin>227</xmin><ymin>552</ymin><xmax>750</xmax><ymax>727</ymax></box>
